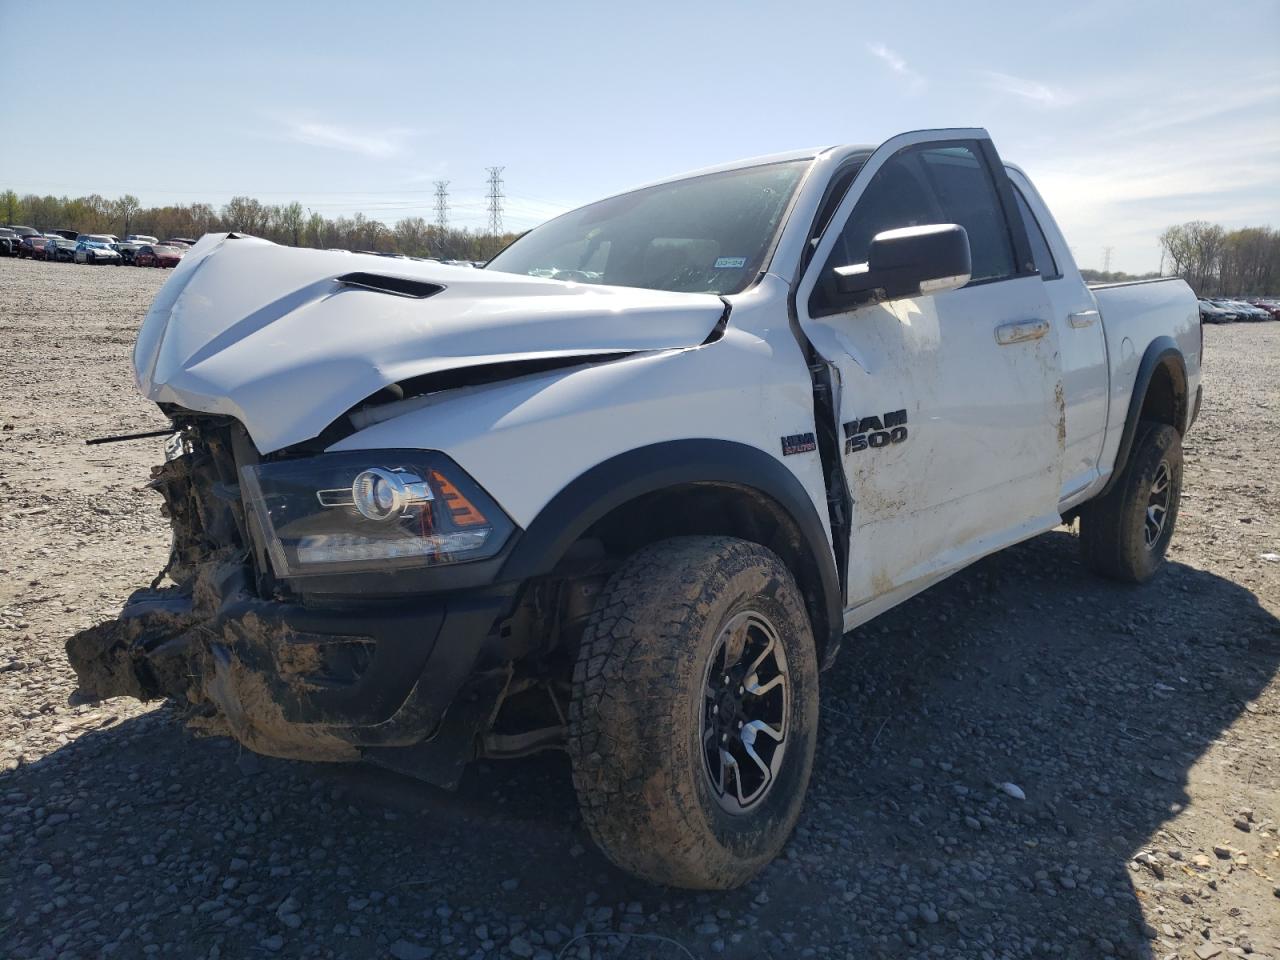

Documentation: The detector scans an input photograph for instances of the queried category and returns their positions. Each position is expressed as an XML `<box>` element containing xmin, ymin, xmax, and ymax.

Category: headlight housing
<box><xmin>240</xmin><ymin>451</ymin><xmax>513</xmax><ymax>577</ymax></box>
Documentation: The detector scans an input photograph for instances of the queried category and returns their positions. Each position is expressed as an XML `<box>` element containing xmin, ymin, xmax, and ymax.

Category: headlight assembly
<box><xmin>240</xmin><ymin>451</ymin><xmax>513</xmax><ymax>577</ymax></box>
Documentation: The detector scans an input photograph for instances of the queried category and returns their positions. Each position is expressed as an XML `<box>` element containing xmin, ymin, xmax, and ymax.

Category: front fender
<box><xmin>498</xmin><ymin>440</ymin><xmax>841</xmax><ymax>655</ymax></box>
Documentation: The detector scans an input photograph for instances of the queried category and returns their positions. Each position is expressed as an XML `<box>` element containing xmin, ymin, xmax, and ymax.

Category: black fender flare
<box><xmin>499</xmin><ymin>439</ymin><xmax>843</xmax><ymax>657</ymax></box>
<box><xmin>1099</xmin><ymin>336</ymin><xmax>1187</xmax><ymax>498</ymax></box>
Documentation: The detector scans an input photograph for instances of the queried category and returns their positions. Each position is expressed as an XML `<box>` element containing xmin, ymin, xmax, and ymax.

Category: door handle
<box><xmin>1068</xmin><ymin>309</ymin><xmax>1099</xmax><ymax>328</ymax></box>
<box><xmin>995</xmin><ymin>319</ymin><xmax>1049</xmax><ymax>345</ymax></box>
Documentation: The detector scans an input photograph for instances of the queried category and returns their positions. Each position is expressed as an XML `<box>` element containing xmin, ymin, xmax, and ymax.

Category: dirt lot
<box><xmin>1</xmin><ymin>255</ymin><xmax>1277</xmax><ymax>960</ymax></box>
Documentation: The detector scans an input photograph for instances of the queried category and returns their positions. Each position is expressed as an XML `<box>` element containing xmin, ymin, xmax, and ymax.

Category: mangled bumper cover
<box><xmin>66</xmin><ymin>564</ymin><xmax>511</xmax><ymax>765</ymax></box>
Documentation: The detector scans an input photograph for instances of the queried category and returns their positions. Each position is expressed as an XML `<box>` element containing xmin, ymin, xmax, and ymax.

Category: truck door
<box><xmin>795</xmin><ymin>130</ymin><xmax>1065</xmax><ymax>615</ymax></box>
<box><xmin>1005</xmin><ymin>167</ymin><xmax>1110</xmax><ymax>502</ymax></box>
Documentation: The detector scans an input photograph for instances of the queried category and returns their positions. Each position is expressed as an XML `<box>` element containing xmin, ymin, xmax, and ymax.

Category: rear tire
<box><xmin>1079</xmin><ymin>421</ymin><xmax>1183</xmax><ymax>582</ymax></box>
<box><xmin>568</xmin><ymin>536</ymin><xmax>819</xmax><ymax>889</ymax></box>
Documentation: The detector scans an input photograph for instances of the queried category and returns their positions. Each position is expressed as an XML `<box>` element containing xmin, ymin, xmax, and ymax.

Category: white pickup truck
<box><xmin>70</xmin><ymin>128</ymin><xmax>1202</xmax><ymax>889</ymax></box>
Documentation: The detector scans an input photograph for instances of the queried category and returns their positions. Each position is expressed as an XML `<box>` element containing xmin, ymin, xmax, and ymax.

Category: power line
<box><xmin>1103</xmin><ymin>246</ymin><xmax>1114</xmax><ymax>272</ymax></box>
<box><xmin>485</xmin><ymin>166</ymin><xmax>505</xmax><ymax>236</ymax></box>
<box><xmin>433</xmin><ymin>180</ymin><xmax>450</xmax><ymax>230</ymax></box>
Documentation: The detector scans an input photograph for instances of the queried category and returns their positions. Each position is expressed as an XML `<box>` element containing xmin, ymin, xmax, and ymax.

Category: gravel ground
<box><xmin>1</xmin><ymin>255</ymin><xmax>1277</xmax><ymax>960</ymax></box>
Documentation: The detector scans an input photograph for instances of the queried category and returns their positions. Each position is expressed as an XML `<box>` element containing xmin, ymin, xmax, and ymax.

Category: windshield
<box><xmin>153</xmin><ymin>245</ymin><xmax>181</xmax><ymax>254</ymax></box>
<box><xmin>486</xmin><ymin>160</ymin><xmax>808</xmax><ymax>295</ymax></box>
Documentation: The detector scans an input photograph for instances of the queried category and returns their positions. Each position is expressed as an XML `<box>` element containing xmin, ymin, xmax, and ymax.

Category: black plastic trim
<box><xmin>210</xmin><ymin>586</ymin><xmax>515</xmax><ymax>745</ymax></box>
<box><xmin>219</xmin><ymin>596</ymin><xmax>446</xmax><ymax>726</ymax></box>
<box><xmin>499</xmin><ymin>439</ymin><xmax>842</xmax><ymax>654</ymax></box>
<box><xmin>1097</xmin><ymin>337</ymin><xmax>1187</xmax><ymax>498</ymax></box>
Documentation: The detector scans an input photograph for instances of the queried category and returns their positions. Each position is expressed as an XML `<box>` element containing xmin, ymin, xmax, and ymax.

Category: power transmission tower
<box><xmin>485</xmin><ymin>166</ymin><xmax>505</xmax><ymax>236</ymax></box>
<box><xmin>433</xmin><ymin>181</ymin><xmax>450</xmax><ymax>231</ymax></box>
<box><xmin>1103</xmin><ymin>246</ymin><xmax>1114</xmax><ymax>272</ymax></box>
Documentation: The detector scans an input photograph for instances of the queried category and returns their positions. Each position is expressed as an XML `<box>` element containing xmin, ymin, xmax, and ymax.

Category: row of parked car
<box><xmin>0</xmin><ymin>225</ymin><xmax>193</xmax><ymax>267</ymax></box>
<box><xmin>1198</xmin><ymin>297</ymin><xmax>1279</xmax><ymax>323</ymax></box>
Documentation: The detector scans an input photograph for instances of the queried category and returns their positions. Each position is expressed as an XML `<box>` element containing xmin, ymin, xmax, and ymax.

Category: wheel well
<box><xmin>1095</xmin><ymin>344</ymin><xmax>1189</xmax><ymax>500</ymax></box>
<box><xmin>1139</xmin><ymin>359</ymin><xmax>1187</xmax><ymax>434</ymax></box>
<box><xmin>575</xmin><ymin>482</ymin><xmax>836</xmax><ymax>661</ymax></box>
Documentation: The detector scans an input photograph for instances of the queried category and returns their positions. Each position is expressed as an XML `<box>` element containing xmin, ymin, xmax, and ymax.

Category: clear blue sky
<box><xmin>2</xmin><ymin>0</ymin><xmax>1277</xmax><ymax>273</ymax></box>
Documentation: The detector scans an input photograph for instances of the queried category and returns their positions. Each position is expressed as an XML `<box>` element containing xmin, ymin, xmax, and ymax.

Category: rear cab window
<box><xmin>1011</xmin><ymin>186</ymin><xmax>1060</xmax><ymax>280</ymax></box>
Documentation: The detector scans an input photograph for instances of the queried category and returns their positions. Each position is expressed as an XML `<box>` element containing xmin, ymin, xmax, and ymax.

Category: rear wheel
<box><xmin>568</xmin><ymin>536</ymin><xmax>819</xmax><ymax>889</ymax></box>
<box><xmin>1079</xmin><ymin>421</ymin><xmax>1183</xmax><ymax>582</ymax></box>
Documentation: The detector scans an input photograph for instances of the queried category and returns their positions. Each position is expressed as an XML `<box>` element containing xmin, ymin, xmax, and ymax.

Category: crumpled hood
<box><xmin>134</xmin><ymin>234</ymin><xmax>725</xmax><ymax>453</ymax></box>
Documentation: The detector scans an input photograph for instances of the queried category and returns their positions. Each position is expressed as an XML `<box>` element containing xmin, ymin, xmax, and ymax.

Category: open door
<box><xmin>794</xmin><ymin>129</ymin><xmax>1065</xmax><ymax>622</ymax></box>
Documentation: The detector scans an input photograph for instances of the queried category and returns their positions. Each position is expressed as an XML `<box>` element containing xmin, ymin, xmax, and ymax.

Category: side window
<box><xmin>1012</xmin><ymin>186</ymin><xmax>1059</xmax><ymax>280</ymax></box>
<box><xmin>916</xmin><ymin>145</ymin><xmax>1017</xmax><ymax>282</ymax></box>
<box><xmin>809</xmin><ymin>141</ymin><xmax>1017</xmax><ymax>315</ymax></box>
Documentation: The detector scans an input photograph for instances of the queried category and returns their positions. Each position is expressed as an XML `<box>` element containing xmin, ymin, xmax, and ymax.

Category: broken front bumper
<box><xmin>66</xmin><ymin>565</ymin><xmax>515</xmax><ymax>777</ymax></box>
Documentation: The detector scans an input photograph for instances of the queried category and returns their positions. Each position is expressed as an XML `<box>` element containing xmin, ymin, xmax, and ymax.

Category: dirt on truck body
<box><xmin>67</xmin><ymin>418</ymin><xmax>360</xmax><ymax>762</ymax></box>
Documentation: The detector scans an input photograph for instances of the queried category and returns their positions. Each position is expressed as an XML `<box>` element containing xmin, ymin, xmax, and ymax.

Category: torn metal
<box><xmin>67</xmin><ymin>423</ymin><xmax>359</xmax><ymax>763</ymax></box>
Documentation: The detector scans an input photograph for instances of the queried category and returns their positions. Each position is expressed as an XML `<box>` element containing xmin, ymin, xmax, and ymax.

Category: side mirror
<box><xmin>833</xmin><ymin>223</ymin><xmax>972</xmax><ymax>304</ymax></box>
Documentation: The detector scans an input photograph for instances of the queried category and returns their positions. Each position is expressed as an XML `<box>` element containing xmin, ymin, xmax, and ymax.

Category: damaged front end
<box><xmin>67</xmin><ymin>416</ymin><xmax>520</xmax><ymax>783</ymax></box>
<box><xmin>67</xmin><ymin>420</ymin><xmax>252</xmax><ymax>712</ymax></box>
<box><xmin>71</xmin><ymin>236</ymin><xmax>725</xmax><ymax>783</ymax></box>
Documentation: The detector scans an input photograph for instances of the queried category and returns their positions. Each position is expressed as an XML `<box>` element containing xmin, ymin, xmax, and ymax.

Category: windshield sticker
<box><xmin>713</xmin><ymin>256</ymin><xmax>747</xmax><ymax>269</ymax></box>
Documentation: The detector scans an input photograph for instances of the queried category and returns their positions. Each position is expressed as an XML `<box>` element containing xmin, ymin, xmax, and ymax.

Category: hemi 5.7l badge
<box><xmin>844</xmin><ymin>410</ymin><xmax>908</xmax><ymax>454</ymax></box>
<box><xmin>781</xmin><ymin>432</ymin><xmax>817</xmax><ymax>456</ymax></box>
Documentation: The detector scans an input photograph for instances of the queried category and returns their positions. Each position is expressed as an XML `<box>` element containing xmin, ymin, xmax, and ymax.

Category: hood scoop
<box><xmin>335</xmin><ymin>272</ymin><xmax>444</xmax><ymax>299</ymax></box>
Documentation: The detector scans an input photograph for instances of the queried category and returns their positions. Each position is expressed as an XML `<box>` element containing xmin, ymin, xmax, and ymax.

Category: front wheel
<box><xmin>568</xmin><ymin>536</ymin><xmax>819</xmax><ymax>889</ymax></box>
<box><xmin>1079</xmin><ymin>421</ymin><xmax>1183</xmax><ymax>582</ymax></box>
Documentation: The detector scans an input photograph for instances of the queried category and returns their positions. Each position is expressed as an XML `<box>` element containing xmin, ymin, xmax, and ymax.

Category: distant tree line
<box><xmin>0</xmin><ymin>188</ymin><xmax>521</xmax><ymax>261</ymax></box>
<box><xmin>1079</xmin><ymin>268</ymin><xmax>1162</xmax><ymax>284</ymax></box>
<box><xmin>7</xmin><ymin>187</ymin><xmax>1272</xmax><ymax>292</ymax></box>
<box><xmin>1158</xmin><ymin>222</ymin><xmax>1278</xmax><ymax>297</ymax></box>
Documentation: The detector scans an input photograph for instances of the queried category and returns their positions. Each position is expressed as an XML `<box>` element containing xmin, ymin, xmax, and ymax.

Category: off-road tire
<box><xmin>1080</xmin><ymin>420</ymin><xmax>1183</xmax><ymax>582</ymax></box>
<box><xmin>568</xmin><ymin>536</ymin><xmax>819</xmax><ymax>889</ymax></box>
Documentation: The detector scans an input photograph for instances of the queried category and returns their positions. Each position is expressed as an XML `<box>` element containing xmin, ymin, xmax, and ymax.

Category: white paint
<box><xmin>328</xmin><ymin>274</ymin><xmax>833</xmax><ymax>534</ymax></box>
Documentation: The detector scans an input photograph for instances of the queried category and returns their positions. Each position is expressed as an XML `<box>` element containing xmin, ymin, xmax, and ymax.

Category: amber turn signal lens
<box><xmin>430</xmin><ymin>470</ymin><xmax>488</xmax><ymax>527</ymax></box>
